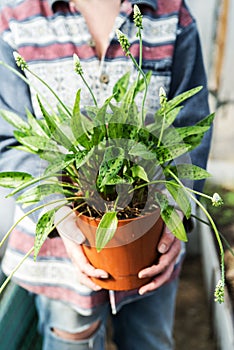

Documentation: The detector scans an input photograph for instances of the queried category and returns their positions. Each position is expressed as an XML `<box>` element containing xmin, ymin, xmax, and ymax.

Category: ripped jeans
<box><xmin>35</xmin><ymin>278</ymin><xmax>178</xmax><ymax>350</ymax></box>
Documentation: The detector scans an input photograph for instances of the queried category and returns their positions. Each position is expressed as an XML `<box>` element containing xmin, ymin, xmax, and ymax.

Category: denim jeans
<box><xmin>35</xmin><ymin>278</ymin><xmax>178</xmax><ymax>350</ymax></box>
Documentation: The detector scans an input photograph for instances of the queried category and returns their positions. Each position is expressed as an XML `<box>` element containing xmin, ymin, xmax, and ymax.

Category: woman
<box><xmin>0</xmin><ymin>1</ymin><xmax>211</xmax><ymax>349</ymax></box>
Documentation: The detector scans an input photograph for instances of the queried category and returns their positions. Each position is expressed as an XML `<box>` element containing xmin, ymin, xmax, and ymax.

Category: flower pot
<box><xmin>76</xmin><ymin>210</ymin><xmax>164</xmax><ymax>290</ymax></box>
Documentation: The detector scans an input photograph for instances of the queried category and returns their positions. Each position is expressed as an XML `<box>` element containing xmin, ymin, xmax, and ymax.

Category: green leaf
<box><xmin>44</xmin><ymin>154</ymin><xmax>75</xmax><ymax>175</ymax></box>
<box><xmin>37</xmin><ymin>95</ymin><xmax>73</xmax><ymax>150</ymax></box>
<box><xmin>0</xmin><ymin>109</ymin><xmax>29</xmax><ymax>131</ymax></box>
<box><xmin>56</xmin><ymin>103</ymin><xmax>72</xmax><ymax>123</ymax></box>
<box><xmin>71</xmin><ymin>89</ymin><xmax>91</xmax><ymax>149</ymax></box>
<box><xmin>156</xmin><ymin>144</ymin><xmax>190</xmax><ymax>163</ymax></box>
<box><xmin>91</xmin><ymin>125</ymin><xmax>106</xmax><ymax>146</ymax></box>
<box><xmin>131</xmin><ymin>164</ymin><xmax>149</xmax><ymax>182</ymax></box>
<box><xmin>120</xmin><ymin>86</ymin><xmax>136</xmax><ymax>123</ymax></box>
<box><xmin>126</xmin><ymin>101</ymin><xmax>141</xmax><ymax>126</ymax></box>
<box><xmin>167</xmin><ymin>164</ymin><xmax>211</xmax><ymax>180</ymax></box>
<box><xmin>153</xmin><ymin>87</ymin><xmax>203</xmax><ymax>134</ymax></box>
<box><xmin>39</xmin><ymin>149</ymin><xmax>64</xmax><ymax>162</ymax></box>
<box><xmin>196</xmin><ymin>112</ymin><xmax>215</xmax><ymax>127</ymax></box>
<box><xmin>183</xmin><ymin>113</ymin><xmax>215</xmax><ymax>151</ymax></box>
<box><xmin>155</xmin><ymin>193</ymin><xmax>187</xmax><ymax>241</ymax></box>
<box><xmin>34</xmin><ymin>209</ymin><xmax>56</xmax><ymax>260</ymax></box>
<box><xmin>85</xmin><ymin>106</ymin><xmax>99</xmax><ymax>120</ymax></box>
<box><xmin>113</xmin><ymin>71</ymin><xmax>131</xmax><ymax>102</ymax></box>
<box><xmin>96</xmin><ymin>211</ymin><xmax>118</xmax><ymax>251</ymax></box>
<box><xmin>162</xmin><ymin>125</ymin><xmax>209</xmax><ymax>146</ymax></box>
<box><xmin>95</xmin><ymin>95</ymin><xmax>114</xmax><ymax>124</ymax></box>
<box><xmin>133</xmin><ymin>71</ymin><xmax>152</xmax><ymax>97</ymax></box>
<box><xmin>160</xmin><ymin>86</ymin><xmax>203</xmax><ymax>115</ymax></box>
<box><xmin>12</xmin><ymin>145</ymin><xmax>37</xmax><ymax>154</ymax></box>
<box><xmin>13</xmin><ymin>131</ymin><xmax>40</xmax><ymax>154</ymax></box>
<box><xmin>16</xmin><ymin>183</ymin><xmax>70</xmax><ymax>205</ymax></box>
<box><xmin>161</xmin><ymin>206</ymin><xmax>187</xmax><ymax>241</ymax></box>
<box><xmin>0</xmin><ymin>172</ymin><xmax>33</xmax><ymax>188</ymax></box>
<box><xmin>75</xmin><ymin>148</ymin><xmax>94</xmax><ymax>169</ymax></box>
<box><xmin>7</xmin><ymin>174</ymin><xmax>56</xmax><ymax>197</ymax></box>
<box><xmin>165</xmin><ymin>181</ymin><xmax>191</xmax><ymax>219</ymax></box>
<box><xmin>26</xmin><ymin>108</ymin><xmax>49</xmax><ymax>137</ymax></box>
<box><xmin>129</xmin><ymin>142</ymin><xmax>157</xmax><ymax>160</ymax></box>
<box><xmin>102</xmin><ymin>174</ymin><xmax>134</xmax><ymax>185</ymax></box>
<box><xmin>97</xmin><ymin>146</ymin><xmax>125</xmax><ymax>189</ymax></box>
<box><xmin>106</xmin><ymin>120</ymin><xmax>124</xmax><ymax>139</ymax></box>
<box><xmin>152</xmin><ymin>107</ymin><xmax>183</xmax><ymax>134</ymax></box>
<box><xmin>15</xmin><ymin>135</ymin><xmax>59</xmax><ymax>152</ymax></box>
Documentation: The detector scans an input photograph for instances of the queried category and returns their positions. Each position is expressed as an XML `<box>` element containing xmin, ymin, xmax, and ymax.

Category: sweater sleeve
<box><xmin>0</xmin><ymin>37</ymin><xmax>42</xmax><ymax>176</ymax></box>
<box><xmin>169</xmin><ymin>20</ymin><xmax>212</xmax><ymax>193</ymax></box>
<box><xmin>0</xmin><ymin>38</ymin><xmax>61</xmax><ymax>225</ymax></box>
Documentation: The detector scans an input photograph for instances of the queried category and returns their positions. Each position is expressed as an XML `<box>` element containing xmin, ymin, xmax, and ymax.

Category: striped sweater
<box><xmin>0</xmin><ymin>0</ymin><xmax>211</xmax><ymax>314</ymax></box>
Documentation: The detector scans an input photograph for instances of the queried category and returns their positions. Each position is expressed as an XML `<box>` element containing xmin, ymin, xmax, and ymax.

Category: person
<box><xmin>0</xmin><ymin>1</ymin><xmax>212</xmax><ymax>349</ymax></box>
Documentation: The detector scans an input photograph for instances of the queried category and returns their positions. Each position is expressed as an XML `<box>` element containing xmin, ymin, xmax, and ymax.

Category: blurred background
<box><xmin>176</xmin><ymin>1</ymin><xmax>234</xmax><ymax>349</ymax></box>
<box><xmin>187</xmin><ymin>0</ymin><xmax>234</xmax><ymax>187</ymax></box>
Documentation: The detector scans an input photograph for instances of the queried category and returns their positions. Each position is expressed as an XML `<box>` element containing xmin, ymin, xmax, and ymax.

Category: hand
<box><xmin>55</xmin><ymin>206</ymin><xmax>109</xmax><ymax>291</ymax></box>
<box><xmin>138</xmin><ymin>226</ymin><xmax>181</xmax><ymax>295</ymax></box>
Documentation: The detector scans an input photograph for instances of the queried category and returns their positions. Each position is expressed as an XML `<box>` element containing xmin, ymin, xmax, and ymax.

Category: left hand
<box><xmin>138</xmin><ymin>226</ymin><xmax>181</xmax><ymax>295</ymax></box>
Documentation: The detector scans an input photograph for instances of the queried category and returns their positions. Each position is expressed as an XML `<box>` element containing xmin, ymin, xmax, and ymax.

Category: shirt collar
<box><xmin>49</xmin><ymin>0</ymin><xmax>157</xmax><ymax>12</ymax></box>
<box><xmin>48</xmin><ymin>0</ymin><xmax>68</xmax><ymax>11</ymax></box>
<box><xmin>131</xmin><ymin>0</ymin><xmax>157</xmax><ymax>10</ymax></box>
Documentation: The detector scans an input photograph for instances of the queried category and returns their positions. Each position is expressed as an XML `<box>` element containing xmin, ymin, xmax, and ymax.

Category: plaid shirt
<box><xmin>0</xmin><ymin>0</ymin><xmax>211</xmax><ymax>314</ymax></box>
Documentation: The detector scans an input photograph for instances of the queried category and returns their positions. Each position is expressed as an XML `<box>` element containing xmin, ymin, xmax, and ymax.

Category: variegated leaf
<box><xmin>96</xmin><ymin>211</ymin><xmax>118</xmax><ymax>251</ymax></box>
<box><xmin>34</xmin><ymin>209</ymin><xmax>56</xmax><ymax>260</ymax></box>
<box><xmin>0</xmin><ymin>172</ymin><xmax>33</xmax><ymax>188</ymax></box>
<box><xmin>167</xmin><ymin>164</ymin><xmax>211</xmax><ymax>180</ymax></box>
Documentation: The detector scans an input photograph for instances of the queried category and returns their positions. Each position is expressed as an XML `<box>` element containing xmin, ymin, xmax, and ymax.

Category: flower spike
<box><xmin>133</xmin><ymin>5</ymin><xmax>143</xmax><ymax>29</ymax></box>
<box><xmin>159</xmin><ymin>87</ymin><xmax>167</xmax><ymax>108</ymax></box>
<box><xmin>116</xmin><ymin>29</ymin><xmax>130</xmax><ymax>55</ymax></box>
<box><xmin>73</xmin><ymin>53</ymin><xmax>83</xmax><ymax>75</ymax></box>
<box><xmin>13</xmin><ymin>52</ymin><xmax>28</xmax><ymax>70</ymax></box>
<box><xmin>212</xmin><ymin>192</ymin><xmax>223</xmax><ymax>207</ymax></box>
<box><xmin>214</xmin><ymin>279</ymin><xmax>225</xmax><ymax>303</ymax></box>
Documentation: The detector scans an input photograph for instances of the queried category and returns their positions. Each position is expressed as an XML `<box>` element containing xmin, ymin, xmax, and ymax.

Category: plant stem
<box><xmin>157</xmin><ymin>109</ymin><xmax>166</xmax><ymax>146</ymax></box>
<box><xmin>167</xmin><ymin>169</ymin><xmax>225</xmax><ymax>287</ymax></box>
<box><xmin>26</xmin><ymin>67</ymin><xmax>72</xmax><ymax>117</ymax></box>
<box><xmin>128</xmin><ymin>52</ymin><xmax>148</xmax><ymax>126</ymax></box>
<box><xmin>190</xmin><ymin>213</ymin><xmax>234</xmax><ymax>257</ymax></box>
<box><xmin>0</xmin><ymin>61</ymin><xmax>57</xmax><ymax>115</ymax></box>
<box><xmin>0</xmin><ymin>196</ymin><xmax>79</xmax><ymax>248</ymax></box>
<box><xmin>0</xmin><ymin>201</ymin><xmax>87</xmax><ymax>293</ymax></box>
<box><xmin>7</xmin><ymin>173</ymin><xmax>65</xmax><ymax>197</ymax></box>
<box><xmin>80</xmin><ymin>74</ymin><xmax>98</xmax><ymax>107</ymax></box>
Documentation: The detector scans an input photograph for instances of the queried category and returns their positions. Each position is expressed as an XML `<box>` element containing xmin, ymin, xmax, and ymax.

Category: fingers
<box><xmin>61</xmin><ymin>234</ymin><xmax>109</xmax><ymax>291</ymax></box>
<box><xmin>138</xmin><ymin>234</ymin><xmax>181</xmax><ymax>295</ymax></box>
<box><xmin>55</xmin><ymin>206</ymin><xmax>109</xmax><ymax>290</ymax></box>
<box><xmin>157</xmin><ymin>228</ymin><xmax>176</xmax><ymax>254</ymax></box>
<box><xmin>138</xmin><ymin>259</ymin><xmax>175</xmax><ymax>295</ymax></box>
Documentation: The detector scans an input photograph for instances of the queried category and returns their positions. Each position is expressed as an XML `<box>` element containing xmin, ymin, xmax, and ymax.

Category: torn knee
<box><xmin>52</xmin><ymin>320</ymin><xmax>101</xmax><ymax>340</ymax></box>
<box><xmin>52</xmin><ymin>319</ymin><xmax>101</xmax><ymax>341</ymax></box>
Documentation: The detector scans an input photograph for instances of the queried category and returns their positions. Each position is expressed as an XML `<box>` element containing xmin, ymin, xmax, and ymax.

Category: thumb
<box><xmin>54</xmin><ymin>206</ymin><xmax>85</xmax><ymax>244</ymax></box>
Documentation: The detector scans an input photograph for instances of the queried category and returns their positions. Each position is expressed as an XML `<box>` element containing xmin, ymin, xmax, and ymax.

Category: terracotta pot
<box><xmin>76</xmin><ymin>210</ymin><xmax>164</xmax><ymax>291</ymax></box>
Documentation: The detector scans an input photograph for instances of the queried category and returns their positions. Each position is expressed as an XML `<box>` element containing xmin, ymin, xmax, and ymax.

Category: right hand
<box><xmin>55</xmin><ymin>206</ymin><xmax>109</xmax><ymax>291</ymax></box>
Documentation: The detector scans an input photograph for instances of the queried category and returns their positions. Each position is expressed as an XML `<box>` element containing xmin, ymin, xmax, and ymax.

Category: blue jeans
<box><xmin>35</xmin><ymin>278</ymin><xmax>178</xmax><ymax>350</ymax></box>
